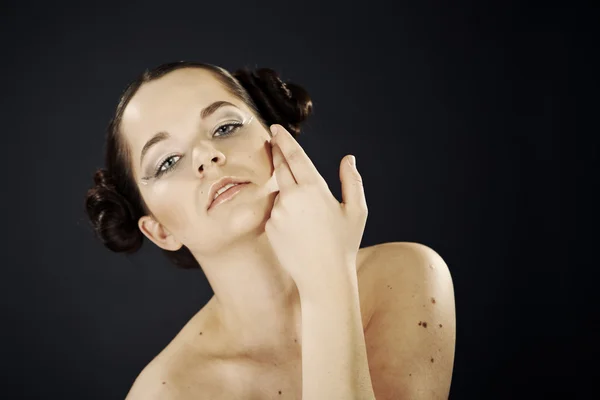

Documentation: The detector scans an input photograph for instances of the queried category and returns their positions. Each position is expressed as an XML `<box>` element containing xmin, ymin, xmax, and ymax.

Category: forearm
<box><xmin>299</xmin><ymin>271</ymin><xmax>376</xmax><ymax>400</ymax></box>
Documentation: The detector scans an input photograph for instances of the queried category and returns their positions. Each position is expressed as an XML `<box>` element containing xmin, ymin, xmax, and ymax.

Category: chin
<box><xmin>189</xmin><ymin>198</ymin><xmax>274</xmax><ymax>256</ymax></box>
<box><xmin>210</xmin><ymin>194</ymin><xmax>274</xmax><ymax>236</ymax></box>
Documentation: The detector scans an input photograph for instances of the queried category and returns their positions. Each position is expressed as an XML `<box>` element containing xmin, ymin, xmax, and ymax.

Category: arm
<box><xmin>299</xmin><ymin>242</ymin><xmax>456</xmax><ymax>400</ymax></box>
<box><xmin>365</xmin><ymin>242</ymin><xmax>456</xmax><ymax>399</ymax></box>
<box><xmin>299</xmin><ymin>267</ymin><xmax>377</xmax><ymax>400</ymax></box>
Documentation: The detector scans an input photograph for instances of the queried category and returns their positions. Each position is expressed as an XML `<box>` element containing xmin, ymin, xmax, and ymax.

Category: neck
<box><xmin>193</xmin><ymin>230</ymin><xmax>303</xmax><ymax>356</ymax></box>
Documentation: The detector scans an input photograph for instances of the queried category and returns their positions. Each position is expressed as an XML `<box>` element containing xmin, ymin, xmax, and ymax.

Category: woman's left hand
<box><xmin>265</xmin><ymin>124</ymin><xmax>368</xmax><ymax>299</ymax></box>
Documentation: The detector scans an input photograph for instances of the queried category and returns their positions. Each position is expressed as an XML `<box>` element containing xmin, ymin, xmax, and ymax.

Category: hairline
<box><xmin>113</xmin><ymin>65</ymin><xmax>260</xmax><ymax>218</ymax></box>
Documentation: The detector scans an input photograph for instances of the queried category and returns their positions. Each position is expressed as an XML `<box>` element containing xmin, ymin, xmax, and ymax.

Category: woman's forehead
<box><xmin>127</xmin><ymin>68</ymin><xmax>236</xmax><ymax>117</ymax></box>
<box><xmin>121</xmin><ymin>69</ymin><xmax>244</xmax><ymax>145</ymax></box>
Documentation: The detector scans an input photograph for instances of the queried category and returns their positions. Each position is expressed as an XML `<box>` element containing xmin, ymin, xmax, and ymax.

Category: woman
<box><xmin>85</xmin><ymin>61</ymin><xmax>456</xmax><ymax>399</ymax></box>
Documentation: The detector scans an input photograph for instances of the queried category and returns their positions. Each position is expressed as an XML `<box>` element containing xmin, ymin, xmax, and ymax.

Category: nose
<box><xmin>193</xmin><ymin>145</ymin><xmax>226</xmax><ymax>176</ymax></box>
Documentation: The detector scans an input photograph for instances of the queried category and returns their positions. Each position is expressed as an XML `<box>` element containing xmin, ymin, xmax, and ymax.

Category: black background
<box><xmin>2</xmin><ymin>1</ymin><xmax>597</xmax><ymax>399</ymax></box>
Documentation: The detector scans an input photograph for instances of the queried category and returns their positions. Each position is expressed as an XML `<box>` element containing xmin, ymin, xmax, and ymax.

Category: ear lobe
<box><xmin>138</xmin><ymin>216</ymin><xmax>183</xmax><ymax>251</ymax></box>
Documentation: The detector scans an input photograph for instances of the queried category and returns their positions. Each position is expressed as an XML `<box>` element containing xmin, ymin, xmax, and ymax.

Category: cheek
<box><xmin>240</xmin><ymin>134</ymin><xmax>274</xmax><ymax>179</ymax></box>
<box><xmin>142</xmin><ymin>182</ymin><xmax>195</xmax><ymax>231</ymax></box>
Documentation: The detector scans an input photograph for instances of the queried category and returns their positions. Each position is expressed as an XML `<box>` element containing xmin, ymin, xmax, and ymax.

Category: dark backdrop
<box><xmin>2</xmin><ymin>1</ymin><xmax>597</xmax><ymax>399</ymax></box>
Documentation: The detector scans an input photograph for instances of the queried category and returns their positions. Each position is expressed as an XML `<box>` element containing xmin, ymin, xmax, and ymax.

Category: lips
<box><xmin>207</xmin><ymin>177</ymin><xmax>251</xmax><ymax>210</ymax></box>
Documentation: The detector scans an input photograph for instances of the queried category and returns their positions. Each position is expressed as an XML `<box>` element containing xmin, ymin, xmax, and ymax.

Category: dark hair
<box><xmin>85</xmin><ymin>61</ymin><xmax>313</xmax><ymax>269</ymax></box>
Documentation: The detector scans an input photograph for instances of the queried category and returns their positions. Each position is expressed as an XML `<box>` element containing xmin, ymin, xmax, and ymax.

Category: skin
<box><xmin>121</xmin><ymin>68</ymin><xmax>304</xmax><ymax>357</ymax></box>
<box><xmin>120</xmin><ymin>68</ymin><xmax>457</xmax><ymax>399</ymax></box>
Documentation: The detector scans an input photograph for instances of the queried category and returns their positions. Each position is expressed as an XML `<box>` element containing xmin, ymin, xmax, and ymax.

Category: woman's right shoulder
<box><xmin>125</xmin><ymin>360</ymin><xmax>173</xmax><ymax>400</ymax></box>
<box><xmin>125</xmin><ymin>303</ymin><xmax>223</xmax><ymax>399</ymax></box>
<box><xmin>125</xmin><ymin>331</ymin><xmax>226</xmax><ymax>400</ymax></box>
<box><xmin>125</xmin><ymin>354</ymin><xmax>219</xmax><ymax>400</ymax></box>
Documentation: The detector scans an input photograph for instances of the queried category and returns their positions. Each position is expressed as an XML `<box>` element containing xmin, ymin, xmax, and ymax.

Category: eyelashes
<box><xmin>214</xmin><ymin>122</ymin><xmax>244</xmax><ymax>137</ymax></box>
<box><xmin>153</xmin><ymin>154</ymin><xmax>181</xmax><ymax>179</ymax></box>
<box><xmin>150</xmin><ymin>122</ymin><xmax>244</xmax><ymax>179</ymax></box>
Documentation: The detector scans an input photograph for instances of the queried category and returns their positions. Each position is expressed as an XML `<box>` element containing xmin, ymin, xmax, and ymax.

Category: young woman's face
<box><xmin>120</xmin><ymin>68</ymin><xmax>276</xmax><ymax>254</ymax></box>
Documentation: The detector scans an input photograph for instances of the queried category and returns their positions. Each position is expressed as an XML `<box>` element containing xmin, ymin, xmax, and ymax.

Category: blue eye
<box><xmin>214</xmin><ymin>122</ymin><xmax>243</xmax><ymax>137</ymax></box>
<box><xmin>154</xmin><ymin>155</ymin><xmax>182</xmax><ymax>178</ymax></box>
<box><xmin>152</xmin><ymin>122</ymin><xmax>244</xmax><ymax>178</ymax></box>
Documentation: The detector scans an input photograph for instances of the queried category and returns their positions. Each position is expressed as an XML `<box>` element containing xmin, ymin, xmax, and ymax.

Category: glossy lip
<box><xmin>207</xmin><ymin>177</ymin><xmax>251</xmax><ymax>210</ymax></box>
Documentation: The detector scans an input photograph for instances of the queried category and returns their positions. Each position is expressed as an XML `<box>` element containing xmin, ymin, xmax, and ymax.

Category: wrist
<box><xmin>296</xmin><ymin>267</ymin><xmax>359</xmax><ymax>305</ymax></box>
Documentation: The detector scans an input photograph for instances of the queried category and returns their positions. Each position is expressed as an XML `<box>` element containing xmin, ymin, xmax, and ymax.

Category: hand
<box><xmin>265</xmin><ymin>124</ymin><xmax>368</xmax><ymax>298</ymax></box>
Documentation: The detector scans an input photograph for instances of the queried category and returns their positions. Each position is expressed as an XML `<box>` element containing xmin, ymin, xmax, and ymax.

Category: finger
<box><xmin>270</xmin><ymin>124</ymin><xmax>321</xmax><ymax>186</ymax></box>
<box><xmin>271</xmin><ymin>140</ymin><xmax>297</xmax><ymax>191</ymax></box>
<box><xmin>340</xmin><ymin>155</ymin><xmax>368</xmax><ymax>216</ymax></box>
<box><xmin>258</xmin><ymin>140</ymin><xmax>280</xmax><ymax>199</ymax></box>
<box><xmin>264</xmin><ymin>172</ymin><xmax>280</xmax><ymax>195</ymax></box>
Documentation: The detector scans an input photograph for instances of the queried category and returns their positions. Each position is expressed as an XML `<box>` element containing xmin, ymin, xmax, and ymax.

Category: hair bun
<box><xmin>233</xmin><ymin>68</ymin><xmax>313</xmax><ymax>136</ymax></box>
<box><xmin>85</xmin><ymin>168</ymin><xmax>143</xmax><ymax>254</ymax></box>
<box><xmin>93</xmin><ymin>168</ymin><xmax>114</xmax><ymax>188</ymax></box>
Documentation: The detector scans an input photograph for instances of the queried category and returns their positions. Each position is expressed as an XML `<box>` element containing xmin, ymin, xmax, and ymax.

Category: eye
<box><xmin>154</xmin><ymin>155</ymin><xmax>182</xmax><ymax>178</ymax></box>
<box><xmin>150</xmin><ymin>122</ymin><xmax>245</xmax><ymax>179</ymax></box>
<box><xmin>214</xmin><ymin>122</ymin><xmax>243</xmax><ymax>137</ymax></box>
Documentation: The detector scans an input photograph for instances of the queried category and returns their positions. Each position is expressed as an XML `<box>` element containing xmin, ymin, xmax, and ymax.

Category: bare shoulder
<box><xmin>125</xmin><ymin>351</ymin><xmax>223</xmax><ymax>400</ymax></box>
<box><xmin>363</xmin><ymin>241</ymin><xmax>455</xmax><ymax>313</ymax></box>
<box><xmin>125</xmin><ymin>304</ymin><xmax>223</xmax><ymax>400</ymax></box>
<box><xmin>362</xmin><ymin>241</ymin><xmax>453</xmax><ymax>284</ymax></box>
<box><xmin>361</xmin><ymin>241</ymin><xmax>456</xmax><ymax>399</ymax></box>
<box><xmin>125</xmin><ymin>360</ymin><xmax>175</xmax><ymax>400</ymax></box>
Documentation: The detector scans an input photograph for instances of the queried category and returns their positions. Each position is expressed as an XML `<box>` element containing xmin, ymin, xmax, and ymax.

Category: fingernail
<box><xmin>270</xmin><ymin>125</ymin><xmax>278</xmax><ymax>136</ymax></box>
<box><xmin>349</xmin><ymin>155</ymin><xmax>356</xmax><ymax>167</ymax></box>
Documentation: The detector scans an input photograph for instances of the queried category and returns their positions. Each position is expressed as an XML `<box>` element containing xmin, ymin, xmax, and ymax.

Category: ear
<box><xmin>138</xmin><ymin>215</ymin><xmax>183</xmax><ymax>251</ymax></box>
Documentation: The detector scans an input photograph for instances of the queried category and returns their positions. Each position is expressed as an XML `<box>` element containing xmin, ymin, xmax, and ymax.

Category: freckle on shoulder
<box><xmin>125</xmin><ymin>361</ymin><xmax>174</xmax><ymax>400</ymax></box>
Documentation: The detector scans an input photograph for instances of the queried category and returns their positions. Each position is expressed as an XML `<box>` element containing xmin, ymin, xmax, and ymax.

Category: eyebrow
<box><xmin>139</xmin><ymin>100</ymin><xmax>238</xmax><ymax>167</ymax></box>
